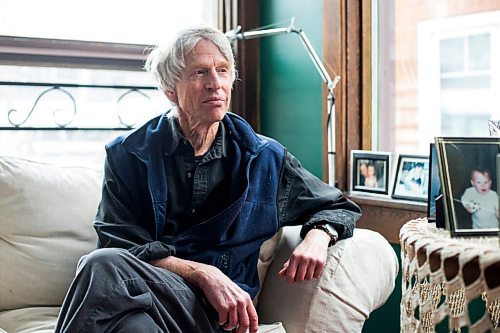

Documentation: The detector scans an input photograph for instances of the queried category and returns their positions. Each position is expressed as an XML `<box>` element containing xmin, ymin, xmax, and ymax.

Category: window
<box><xmin>375</xmin><ymin>2</ymin><xmax>500</xmax><ymax>154</ymax></box>
<box><xmin>0</xmin><ymin>0</ymin><xmax>219</xmax><ymax>168</ymax></box>
<box><xmin>0</xmin><ymin>0</ymin><xmax>218</xmax><ymax>44</ymax></box>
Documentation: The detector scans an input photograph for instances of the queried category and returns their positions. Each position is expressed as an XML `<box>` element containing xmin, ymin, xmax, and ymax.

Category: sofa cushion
<box><xmin>0</xmin><ymin>157</ymin><xmax>101</xmax><ymax>311</ymax></box>
<box><xmin>257</xmin><ymin>226</ymin><xmax>399</xmax><ymax>333</ymax></box>
<box><xmin>0</xmin><ymin>307</ymin><xmax>59</xmax><ymax>333</ymax></box>
<box><xmin>0</xmin><ymin>307</ymin><xmax>286</xmax><ymax>333</ymax></box>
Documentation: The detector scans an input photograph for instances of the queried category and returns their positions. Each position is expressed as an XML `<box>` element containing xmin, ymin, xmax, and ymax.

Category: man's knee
<box><xmin>77</xmin><ymin>248</ymin><xmax>131</xmax><ymax>273</ymax></box>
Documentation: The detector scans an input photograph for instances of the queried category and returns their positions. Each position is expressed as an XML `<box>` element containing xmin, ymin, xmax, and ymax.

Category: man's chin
<box><xmin>207</xmin><ymin>108</ymin><xmax>228</xmax><ymax>121</ymax></box>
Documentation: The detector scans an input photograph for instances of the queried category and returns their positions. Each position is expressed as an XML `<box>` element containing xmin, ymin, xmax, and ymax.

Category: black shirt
<box><xmin>163</xmin><ymin>118</ymin><xmax>360</xmax><ymax>241</ymax></box>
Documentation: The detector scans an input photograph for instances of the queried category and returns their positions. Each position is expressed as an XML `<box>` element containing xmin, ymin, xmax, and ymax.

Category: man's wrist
<box><xmin>311</xmin><ymin>224</ymin><xmax>338</xmax><ymax>246</ymax></box>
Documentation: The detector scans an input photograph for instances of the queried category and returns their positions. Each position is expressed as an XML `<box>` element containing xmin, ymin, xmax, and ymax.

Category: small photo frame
<box><xmin>350</xmin><ymin>150</ymin><xmax>392</xmax><ymax>195</ymax></box>
<box><xmin>427</xmin><ymin>143</ymin><xmax>443</xmax><ymax>223</ymax></box>
<box><xmin>436</xmin><ymin>137</ymin><xmax>500</xmax><ymax>237</ymax></box>
<box><xmin>392</xmin><ymin>154</ymin><xmax>429</xmax><ymax>202</ymax></box>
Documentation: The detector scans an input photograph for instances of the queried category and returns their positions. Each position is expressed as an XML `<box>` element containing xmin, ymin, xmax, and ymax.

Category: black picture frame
<box><xmin>350</xmin><ymin>150</ymin><xmax>391</xmax><ymax>195</ymax></box>
<box><xmin>436</xmin><ymin>137</ymin><xmax>500</xmax><ymax>237</ymax></box>
<box><xmin>392</xmin><ymin>154</ymin><xmax>429</xmax><ymax>202</ymax></box>
<box><xmin>427</xmin><ymin>143</ymin><xmax>442</xmax><ymax>222</ymax></box>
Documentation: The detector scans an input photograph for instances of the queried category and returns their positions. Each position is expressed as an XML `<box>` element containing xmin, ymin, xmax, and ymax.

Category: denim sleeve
<box><xmin>277</xmin><ymin>151</ymin><xmax>362</xmax><ymax>240</ymax></box>
<box><xmin>94</xmin><ymin>156</ymin><xmax>175</xmax><ymax>262</ymax></box>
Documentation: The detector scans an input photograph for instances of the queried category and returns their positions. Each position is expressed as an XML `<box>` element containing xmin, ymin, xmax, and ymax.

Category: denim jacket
<box><xmin>96</xmin><ymin>112</ymin><xmax>287</xmax><ymax>297</ymax></box>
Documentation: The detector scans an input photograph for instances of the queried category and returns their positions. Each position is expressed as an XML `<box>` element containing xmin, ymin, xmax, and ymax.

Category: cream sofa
<box><xmin>0</xmin><ymin>156</ymin><xmax>399</xmax><ymax>333</ymax></box>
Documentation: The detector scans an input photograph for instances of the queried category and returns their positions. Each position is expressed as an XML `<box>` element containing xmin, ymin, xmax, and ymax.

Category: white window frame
<box><xmin>417</xmin><ymin>11</ymin><xmax>500</xmax><ymax>151</ymax></box>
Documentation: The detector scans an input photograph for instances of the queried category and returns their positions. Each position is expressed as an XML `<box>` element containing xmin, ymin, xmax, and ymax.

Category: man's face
<box><xmin>471</xmin><ymin>171</ymin><xmax>492</xmax><ymax>194</ymax></box>
<box><xmin>168</xmin><ymin>39</ymin><xmax>232</xmax><ymax>126</ymax></box>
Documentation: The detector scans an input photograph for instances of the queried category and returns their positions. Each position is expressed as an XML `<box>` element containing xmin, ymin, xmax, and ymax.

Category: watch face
<box><xmin>324</xmin><ymin>224</ymin><xmax>336</xmax><ymax>234</ymax></box>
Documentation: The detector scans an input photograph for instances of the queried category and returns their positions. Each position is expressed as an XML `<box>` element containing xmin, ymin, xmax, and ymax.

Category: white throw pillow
<box><xmin>0</xmin><ymin>157</ymin><xmax>101</xmax><ymax>311</ymax></box>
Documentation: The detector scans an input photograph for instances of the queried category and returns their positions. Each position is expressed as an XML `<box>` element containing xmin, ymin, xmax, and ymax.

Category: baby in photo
<box><xmin>461</xmin><ymin>167</ymin><xmax>499</xmax><ymax>229</ymax></box>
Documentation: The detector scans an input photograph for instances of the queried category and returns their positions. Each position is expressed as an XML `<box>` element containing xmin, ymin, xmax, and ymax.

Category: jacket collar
<box><xmin>164</xmin><ymin>116</ymin><xmax>228</xmax><ymax>160</ymax></box>
<box><xmin>120</xmin><ymin>111</ymin><xmax>267</xmax><ymax>162</ymax></box>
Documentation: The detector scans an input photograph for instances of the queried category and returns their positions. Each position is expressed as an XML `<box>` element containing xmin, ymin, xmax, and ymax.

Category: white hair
<box><xmin>144</xmin><ymin>26</ymin><xmax>237</xmax><ymax>93</ymax></box>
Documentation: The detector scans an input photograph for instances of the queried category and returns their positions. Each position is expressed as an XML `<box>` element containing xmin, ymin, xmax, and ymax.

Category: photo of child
<box><xmin>435</xmin><ymin>137</ymin><xmax>500</xmax><ymax>236</ymax></box>
<box><xmin>461</xmin><ymin>168</ymin><xmax>499</xmax><ymax>229</ymax></box>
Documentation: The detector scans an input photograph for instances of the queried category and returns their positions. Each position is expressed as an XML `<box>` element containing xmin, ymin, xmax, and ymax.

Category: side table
<box><xmin>400</xmin><ymin>218</ymin><xmax>499</xmax><ymax>332</ymax></box>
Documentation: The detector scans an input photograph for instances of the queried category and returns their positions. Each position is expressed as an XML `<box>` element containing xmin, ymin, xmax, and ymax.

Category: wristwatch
<box><xmin>312</xmin><ymin>224</ymin><xmax>338</xmax><ymax>246</ymax></box>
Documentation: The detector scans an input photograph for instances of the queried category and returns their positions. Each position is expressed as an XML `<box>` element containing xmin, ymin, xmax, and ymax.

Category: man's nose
<box><xmin>205</xmin><ymin>69</ymin><xmax>221</xmax><ymax>90</ymax></box>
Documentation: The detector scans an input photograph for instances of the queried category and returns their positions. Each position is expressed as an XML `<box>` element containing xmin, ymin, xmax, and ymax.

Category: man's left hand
<box><xmin>277</xmin><ymin>228</ymin><xmax>330</xmax><ymax>284</ymax></box>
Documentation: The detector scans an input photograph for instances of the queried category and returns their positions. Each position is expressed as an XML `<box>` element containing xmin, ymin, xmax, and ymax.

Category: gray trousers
<box><xmin>55</xmin><ymin>248</ymin><xmax>222</xmax><ymax>333</ymax></box>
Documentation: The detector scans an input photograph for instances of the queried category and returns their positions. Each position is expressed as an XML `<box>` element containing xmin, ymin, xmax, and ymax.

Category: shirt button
<box><xmin>187</xmin><ymin>172</ymin><xmax>192</xmax><ymax>178</ymax></box>
<box><xmin>191</xmin><ymin>208</ymin><xmax>196</xmax><ymax>214</ymax></box>
<box><xmin>183</xmin><ymin>140</ymin><xmax>188</xmax><ymax>145</ymax></box>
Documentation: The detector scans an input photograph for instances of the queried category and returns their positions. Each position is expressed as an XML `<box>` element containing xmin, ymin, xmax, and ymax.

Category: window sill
<box><xmin>346</xmin><ymin>192</ymin><xmax>427</xmax><ymax>244</ymax></box>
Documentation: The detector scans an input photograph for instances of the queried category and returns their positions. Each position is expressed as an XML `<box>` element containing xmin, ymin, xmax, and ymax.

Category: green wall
<box><xmin>259</xmin><ymin>3</ymin><xmax>402</xmax><ymax>332</ymax></box>
<box><xmin>259</xmin><ymin>0</ymin><xmax>324</xmax><ymax>177</ymax></box>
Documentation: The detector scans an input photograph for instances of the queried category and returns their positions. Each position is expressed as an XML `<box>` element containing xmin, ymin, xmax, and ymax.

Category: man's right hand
<box><xmin>150</xmin><ymin>256</ymin><xmax>258</xmax><ymax>333</ymax></box>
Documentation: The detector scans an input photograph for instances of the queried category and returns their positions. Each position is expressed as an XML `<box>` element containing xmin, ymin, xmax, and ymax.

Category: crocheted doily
<box><xmin>400</xmin><ymin>218</ymin><xmax>499</xmax><ymax>333</ymax></box>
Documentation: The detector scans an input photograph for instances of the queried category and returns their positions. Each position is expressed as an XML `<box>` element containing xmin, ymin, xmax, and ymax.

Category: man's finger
<box><xmin>294</xmin><ymin>260</ymin><xmax>308</xmax><ymax>282</ymax></box>
<box><xmin>247</xmin><ymin>302</ymin><xmax>259</xmax><ymax>333</ymax></box>
<box><xmin>224</xmin><ymin>303</ymin><xmax>238</xmax><ymax>330</ymax></box>
<box><xmin>285</xmin><ymin>256</ymin><xmax>299</xmax><ymax>284</ymax></box>
<box><xmin>277</xmin><ymin>260</ymin><xmax>289</xmax><ymax>276</ymax></box>
<box><xmin>235</xmin><ymin>302</ymin><xmax>250</xmax><ymax>333</ymax></box>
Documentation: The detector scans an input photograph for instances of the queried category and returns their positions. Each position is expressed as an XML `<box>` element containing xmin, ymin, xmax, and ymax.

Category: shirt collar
<box><xmin>164</xmin><ymin>116</ymin><xmax>228</xmax><ymax>159</ymax></box>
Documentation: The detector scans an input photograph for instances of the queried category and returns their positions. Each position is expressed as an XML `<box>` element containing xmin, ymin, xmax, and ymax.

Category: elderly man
<box><xmin>55</xmin><ymin>26</ymin><xmax>361</xmax><ymax>333</ymax></box>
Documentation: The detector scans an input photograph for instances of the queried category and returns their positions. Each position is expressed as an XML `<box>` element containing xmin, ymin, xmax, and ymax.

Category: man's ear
<box><xmin>165</xmin><ymin>90</ymin><xmax>178</xmax><ymax>105</ymax></box>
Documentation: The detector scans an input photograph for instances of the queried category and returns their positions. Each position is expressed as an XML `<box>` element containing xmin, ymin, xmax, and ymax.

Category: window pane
<box><xmin>0</xmin><ymin>65</ymin><xmax>170</xmax><ymax>168</ymax></box>
<box><xmin>469</xmin><ymin>33</ymin><xmax>491</xmax><ymax>71</ymax></box>
<box><xmin>376</xmin><ymin>4</ymin><xmax>500</xmax><ymax>154</ymax></box>
<box><xmin>440</xmin><ymin>75</ymin><xmax>490</xmax><ymax>90</ymax></box>
<box><xmin>440</xmin><ymin>37</ymin><xmax>464</xmax><ymax>73</ymax></box>
<box><xmin>0</xmin><ymin>0</ymin><xmax>218</xmax><ymax>44</ymax></box>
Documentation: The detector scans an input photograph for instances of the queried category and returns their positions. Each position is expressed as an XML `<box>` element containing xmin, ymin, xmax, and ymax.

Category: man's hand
<box><xmin>278</xmin><ymin>228</ymin><xmax>330</xmax><ymax>284</ymax></box>
<box><xmin>192</xmin><ymin>264</ymin><xmax>258</xmax><ymax>333</ymax></box>
<box><xmin>150</xmin><ymin>256</ymin><xmax>258</xmax><ymax>333</ymax></box>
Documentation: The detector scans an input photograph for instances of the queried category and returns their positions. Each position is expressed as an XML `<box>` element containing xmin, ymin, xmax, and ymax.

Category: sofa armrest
<box><xmin>256</xmin><ymin>226</ymin><xmax>399</xmax><ymax>333</ymax></box>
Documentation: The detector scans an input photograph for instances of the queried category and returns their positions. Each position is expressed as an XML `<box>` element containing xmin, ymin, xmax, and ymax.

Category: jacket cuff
<box><xmin>129</xmin><ymin>241</ymin><xmax>176</xmax><ymax>262</ymax></box>
<box><xmin>299</xmin><ymin>210</ymin><xmax>357</xmax><ymax>240</ymax></box>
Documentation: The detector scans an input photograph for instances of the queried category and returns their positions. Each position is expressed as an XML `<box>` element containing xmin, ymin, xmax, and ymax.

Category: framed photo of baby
<box><xmin>435</xmin><ymin>137</ymin><xmax>500</xmax><ymax>237</ymax></box>
<box><xmin>350</xmin><ymin>150</ymin><xmax>392</xmax><ymax>195</ymax></box>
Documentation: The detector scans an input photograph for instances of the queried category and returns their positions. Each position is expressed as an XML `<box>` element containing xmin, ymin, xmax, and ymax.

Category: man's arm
<box><xmin>150</xmin><ymin>256</ymin><xmax>258</xmax><ymax>333</ymax></box>
<box><xmin>278</xmin><ymin>152</ymin><xmax>361</xmax><ymax>240</ymax></box>
<box><xmin>94</xmin><ymin>156</ymin><xmax>175</xmax><ymax>261</ymax></box>
<box><xmin>277</xmin><ymin>151</ymin><xmax>362</xmax><ymax>283</ymax></box>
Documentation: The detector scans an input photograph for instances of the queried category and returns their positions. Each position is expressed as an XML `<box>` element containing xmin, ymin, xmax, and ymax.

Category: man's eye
<box><xmin>217</xmin><ymin>68</ymin><xmax>229</xmax><ymax>76</ymax></box>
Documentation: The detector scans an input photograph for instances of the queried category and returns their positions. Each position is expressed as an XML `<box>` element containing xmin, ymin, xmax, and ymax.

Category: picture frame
<box><xmin>392</xmin><ymin>154</ymin><xmax>429</xmax><ymax>202</ymax></box>
<box><xmin>427</xmin><ymin>143</ymin><xmax>442</xmax><ymax>222</ymax></box>
<box><xmin>350</xmin><ymin>150</ymin><xmax>392</xmax><ymax>195</ymax></box>
<box><xmin>436</xmin><ymin>137</ymin><xmax>500</xmax><ymax>237</ymax></box>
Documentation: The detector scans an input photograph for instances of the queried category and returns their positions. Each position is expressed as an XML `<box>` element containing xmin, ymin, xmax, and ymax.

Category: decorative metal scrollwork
<box><xmin>7</xmin><ymin>86</ymin><xmax>77</xmax><ymax>128</ymax></box>
<box><xmin>116</xmin><ymin>88</ymin><xmax>152</xmax><ymax>128</ymax></box>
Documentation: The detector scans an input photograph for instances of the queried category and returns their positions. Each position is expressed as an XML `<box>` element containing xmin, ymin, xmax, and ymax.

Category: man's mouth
<box><xmin>203</xmin><ymin>96</ymin><xmax>225</xmax><ymax>103</ymax></box>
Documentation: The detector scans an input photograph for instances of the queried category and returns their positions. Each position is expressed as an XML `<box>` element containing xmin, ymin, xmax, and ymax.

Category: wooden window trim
<box><xmin>0</xmin><ymin>36</ymin><xmax>149</xmax><ymax>70</ymax></box>
<box><xmin>324</xmin><ymin>0</ymin><xmax>426</xmax><ymax>243</ymax></box>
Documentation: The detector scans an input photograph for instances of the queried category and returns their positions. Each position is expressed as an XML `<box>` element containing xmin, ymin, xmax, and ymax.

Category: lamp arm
<box><xmin>294</xmin><ymin>30</ymin><xmax>340</xmax><ymax>93</ymax></box>
<box><xmin>225</xmin><ymin>20</ymin><xmax>340</xmax><ymax>93</ymax></box>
